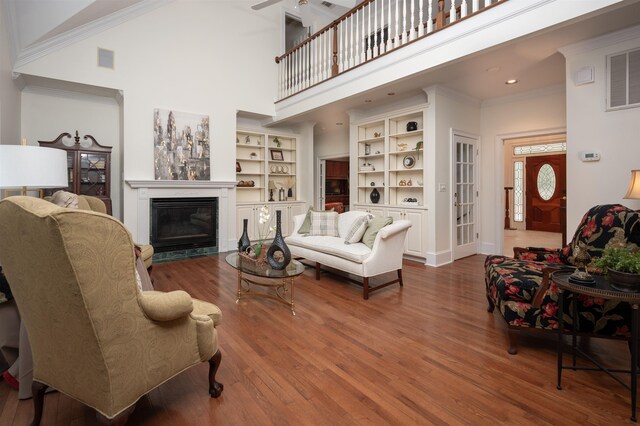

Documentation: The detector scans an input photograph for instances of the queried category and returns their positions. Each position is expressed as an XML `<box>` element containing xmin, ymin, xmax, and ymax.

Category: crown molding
<box><xmin>558</xmin><ymin>23</ymin><xmax>640</xmax><ymax>58</ymax></box>
<box><xmin>3</xmin><ymin>0</ymin><xmax>20</xmax><ymax>65</ymax></box>
<box><xmin>426</xmin><ymin>85</ymin><xmax>482</xmax><ymax>107</ymax></box>
<box><xmin>13</xmin><ymin>0</ymin><xmax>174</xmax><ymax>69</ymax></box>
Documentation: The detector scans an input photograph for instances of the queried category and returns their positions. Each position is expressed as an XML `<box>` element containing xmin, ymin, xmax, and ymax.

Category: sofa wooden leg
<box><xmin>30</xmin><ymin>380</ymin><xmax>47</xmax><ymax>426</ymax></box>
<box><xmin>208</xmin><ymin>349</ymin><xmax>224</xmax><ymax>398</ymax></box>
<box><xmin>486</xmin><ymin>293</ymin><xmax>495</xmax><ymax>313</ymax></box>
<box><xmin>397</xmin><ymin>269</ymin><xmax>403</xmax><ymax>287</ymax></box>
<box><xmin>315</xmin><ymin>262</ymin><xmax>321</xmax><ymax>280</ymax></box>
<box><xmin>363</xmin><ymin>277</ymin><xmax>369</xmax><ymax>300</ymax></box>
<box><xmin>507</xmin><ymin>329</ymin><xmax>519</xmax><ymax>355</ymax></box>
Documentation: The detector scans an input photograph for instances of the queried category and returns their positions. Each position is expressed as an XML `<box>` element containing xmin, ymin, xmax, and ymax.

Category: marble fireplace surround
<box><xmin>126</xmin><ymin>180</ymin><xmax>236</xmax><ymax>252</ymax></box>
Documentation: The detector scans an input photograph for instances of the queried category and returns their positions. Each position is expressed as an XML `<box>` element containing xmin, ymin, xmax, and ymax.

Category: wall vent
<box><xmin>97</xmin><ymin>48</ymin><xmax>114</xmax><ymax>69</ymax></box>
<box><xmin>321</xmin><ymin>1</ymin><xmax>335</xmax><ymax>8</ymax></box>
<box><xmin>607</xmin><ymin>47</ymin><xmax>640</xmax><ymax>110</ymax></box>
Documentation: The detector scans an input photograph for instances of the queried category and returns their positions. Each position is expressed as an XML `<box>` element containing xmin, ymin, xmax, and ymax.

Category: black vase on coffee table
<box><xmin>267</xmin><ymin>210</ymin><xmax>291</xmax><ymax>270</ymax></box>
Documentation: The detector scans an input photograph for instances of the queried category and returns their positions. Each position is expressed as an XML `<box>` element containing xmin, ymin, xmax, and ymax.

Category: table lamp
<box><xmin>0</xmin><ymin>141</ymin><xmax>68</xmax><ymax>196</ymax></box>
<box><xmin>624</xmin><ymin>170</ymin><xmax>640</xmax><ymax>200</ymax></box>
<box><xmin>268</xmin><ymin>180</ymin><xmax>277</xmax><ymax>202</ymax></box>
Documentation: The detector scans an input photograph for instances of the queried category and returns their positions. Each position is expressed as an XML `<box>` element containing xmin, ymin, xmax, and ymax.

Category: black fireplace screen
<box><xmin>151</xmin><ymin>197</ymin><xmax>218</xmax><ymax>252</ymax></box>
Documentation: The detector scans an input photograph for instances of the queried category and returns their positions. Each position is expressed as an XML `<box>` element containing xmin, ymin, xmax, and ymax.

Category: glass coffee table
<box><xmin>225</xmin><ymin>253</ymin><xmax>305</xmax><ymax>315</ymax></box>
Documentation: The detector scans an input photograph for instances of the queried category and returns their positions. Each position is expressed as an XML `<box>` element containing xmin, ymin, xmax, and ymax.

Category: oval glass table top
<box><xmin>225</xmin><ymin>252</ymin><xmax>305</xmax><ymax>278</ymax></box>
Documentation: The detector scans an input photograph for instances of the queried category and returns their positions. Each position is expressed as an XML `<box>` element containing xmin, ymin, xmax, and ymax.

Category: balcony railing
<box><xmin>275</xmin><ymin>0</ymin><xmax>506</xmax><ymax>101</ymax></box>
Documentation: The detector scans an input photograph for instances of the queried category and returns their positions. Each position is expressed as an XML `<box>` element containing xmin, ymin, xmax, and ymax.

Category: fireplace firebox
<box><xmin>151</xmin><ymin>197</ymin><xmax>218</xmax><ymax>253</ymax></box>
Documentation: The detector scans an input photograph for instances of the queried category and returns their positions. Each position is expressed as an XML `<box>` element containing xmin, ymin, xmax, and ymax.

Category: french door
<box><xmin>453</xmin><ymin>134</ymin><xmax>479</xmax><ymax>260</ymax></box>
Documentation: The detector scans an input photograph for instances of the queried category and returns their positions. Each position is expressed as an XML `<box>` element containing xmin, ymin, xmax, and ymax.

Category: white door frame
<box><xmin>450</xmin><ymin>130</ymin><xmax>481</xmax><ymax>261</ymax></box>
<box><xmin>316</xmin><ymin>153</ymin><xmax>349</xmax><ymax>210</ymax></box>
<box><xmin>493</xmin><ymin>127</ymin><xmax>566</xmax><ymax>256</ymax></box>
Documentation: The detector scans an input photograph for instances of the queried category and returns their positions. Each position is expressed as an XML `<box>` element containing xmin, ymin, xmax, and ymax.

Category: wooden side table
<box><xmin>553</xmin><ymin>271</ymin><xmax>640</xmax><ymax>422</ymax></box>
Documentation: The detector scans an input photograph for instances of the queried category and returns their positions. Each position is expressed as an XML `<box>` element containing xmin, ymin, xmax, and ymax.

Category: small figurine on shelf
<box><xmin>274</xmin><ymin>137</ymin><xmax>281</xmax><ymax>148</ymax></box>
<box><xmin>245</xmin><ymin>135</ymin><xmax>251</xmax><ymax>144</ymax></box>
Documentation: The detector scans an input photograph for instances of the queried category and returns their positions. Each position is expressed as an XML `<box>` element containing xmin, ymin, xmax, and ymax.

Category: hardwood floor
<box><xmin>0</xmin><ymin>254</ymin><xmax>635</xmax><ymax>425</ymax></box>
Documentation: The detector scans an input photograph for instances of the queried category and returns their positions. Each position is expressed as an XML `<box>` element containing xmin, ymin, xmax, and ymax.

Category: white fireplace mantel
<box><xmin>125</xmin><ymin>179</ymin><xmax>236</xmax><ymax>251</ymax></box>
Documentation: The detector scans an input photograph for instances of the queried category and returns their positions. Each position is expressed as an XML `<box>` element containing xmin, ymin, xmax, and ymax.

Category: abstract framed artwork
<box><xmin>153</xmin><ymin>109</ymin><xmax>210</xmax><ymax>180</ymax></box>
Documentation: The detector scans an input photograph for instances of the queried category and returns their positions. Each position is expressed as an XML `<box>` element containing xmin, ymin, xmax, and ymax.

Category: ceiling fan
<box><xmin>252</xmin><ymin>0</ymin><xmax>357</xmax><ymax>27</ymax></box>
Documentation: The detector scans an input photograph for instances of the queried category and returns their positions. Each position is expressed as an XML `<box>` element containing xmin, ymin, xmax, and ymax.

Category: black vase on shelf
<box><xmin>238</xmin><ymin>219</ymin><xmax>251</xmax><ymax>253</ymax></box>
<box><xmin>370</xmin><ymin>187</ymin><xmax>380</xmax><ymax>204</ymax></box>
<box><xmin>267</xmin><ymin>210</ymin><xmax>291</xmax><ymax>270</ymax></box>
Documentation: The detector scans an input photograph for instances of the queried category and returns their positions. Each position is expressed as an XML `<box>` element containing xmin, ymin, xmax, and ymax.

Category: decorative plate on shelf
<box><xmin>403</xmin><ymin>155</ymin><xmax>416</xmax><ymax>169</ymax></box>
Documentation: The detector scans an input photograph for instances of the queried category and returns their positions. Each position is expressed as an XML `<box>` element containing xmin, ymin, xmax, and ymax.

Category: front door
<box><xmin>525</xmin><ymin>154</ymin><xmax>566</xmax><ymax>232</ymax></box>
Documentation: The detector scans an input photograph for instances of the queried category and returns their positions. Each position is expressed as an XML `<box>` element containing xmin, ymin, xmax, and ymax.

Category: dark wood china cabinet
<box><xmin>38</xmin><ymin>131</ymin><xmax>112</xmax><ymax>214</ymax></box>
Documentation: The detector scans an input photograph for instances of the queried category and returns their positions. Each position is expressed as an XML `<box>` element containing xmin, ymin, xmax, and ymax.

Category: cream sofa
<box><xmin>285</xmin><ymin>210</ymin><xmax>412</xmax><ymax>299</ymax></box>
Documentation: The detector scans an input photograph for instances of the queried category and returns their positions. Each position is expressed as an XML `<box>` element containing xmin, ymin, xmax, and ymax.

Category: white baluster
<box><xmin>450</xmin><ymin>0</ymin><xmax>457</xmax><ymax>24</ymax></box>
<box><xmin>279</xmin><ymin>57</ymin><xmax>283</xmax><ymax>99</ymax></box>
<box><xmin>418</xmin><ymin>0</ymin><xmax>424</xmax><ymax>37</ymax></box>
<box><xmin>296</xmin><ymin>48</ymin><xmax>301</xmax><ymax>93</ymax></box>
<box><xmin>472</xmin><ymin>0</ymin><xmax>479</xmax><ymax>13</ymax></box>
<box><xmin>461</xmin><ymin>0</ymin><xmax>468</xmax><ymax>18</ymax></box>
<box><xmin>367</xmin><ymin>4</ymin><xmax>372</xmax><ymax>59</ymax></box>
<box><xmin>379</xmin><ymin>0</ymin><xmax>385</xmax><ymax>55</ymax></box>
<box><xmin>304</xmin><ymin>43</ymin><xmax>308</xmax><ymax>89</ymax></box>
<box><xmin>350</xmin><ymin>15</ymin><xmax>354</xmax><ymax>68</ymax></box>
<box><xmin>386</xmin><ymin>0</ymin><xmax>393</xmax><ymax>51</ymax></box>
<box><xmin>323</xmin><ymin>31</ymin><xmax>328</xmax><ymax>81</ymax></box>
<box><xmin>355</xmin><ymin>10</ymin><xmax>360</xmax><ymax>65</ymax></box>
<box><xmin>402</xmin><ymin>0</ymin><xmax>407</xmax><ymax>45</ymax></box>
<box><xmin>484</xmin><ymin>0</ymin><xmax>491</xmax><ymax>8</ymax></box>
<box><xmin>394</xmin><ymin>0</ymin><xmax>399</xmax><ymax>47</ymax></box>
<box><xmin>286</xmin><ymin>56</ymin><xmax>291</xmax><ymax>97</ymax></box>
<box><xmin>409</xmin><ymin>0</ymin><xmax>415</xmax><ymax>40</ymax></box>
<box><xmin>342</xmin><ymin>21</ymin><xmax>347</xmax><ymax>71</ymax></box>
<box><xmin>311</xmin><ymin>37</ymin><xmax>316</xmax><ymax>85</ymax></box>
<box><xmin>427</xmin><ymin>0</ymin><xmax>433</xmax><ymax>33</ymax></box>
<box><xmin>361</xmin><ymin>7</ymin><xmax>367</xmax><ymax>63</ymax></box>
<box><xmin>373</xmin><ymin>1</ymin><xmax>378</xmax><ymax>57</ymax></box>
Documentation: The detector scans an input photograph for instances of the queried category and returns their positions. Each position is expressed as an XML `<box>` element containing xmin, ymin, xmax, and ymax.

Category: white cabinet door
<box><xmin>404</xmin><ymin>210</ymin><xmax>425</xmax><ymax>257</ymax></box>
<box><xmin>237</xmin><ymin>205</ymin><xmax>257</xmax><ymax>241</ymax></box>
<box><xmin>287</xmin><ymin>203</ymin><xmax>306</xmax><ymax>235</ymax></box>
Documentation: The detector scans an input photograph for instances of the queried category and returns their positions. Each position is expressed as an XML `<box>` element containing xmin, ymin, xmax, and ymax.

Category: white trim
<box><xmin>351</xmin><ymin>102</ymin><xmax>430</xmax><ymax>126</ymax></box>
<box><xmin>425</xmin><ymin>250</ymin><xmax>453</xmax><ymax>267</ymax></box>
<box><xmin>558</xmin><ymin>23</ymin><xmax>640</xmax><ymax>58</ymax></box>
<box><xmin>479</xmin><ymin>242</ymin><xmax>496</xmax><ymax>255</ymax></box>
<box><xmin>432</xmin><ymin>85</ymin><xmax>481</xmax><ymax>108</ymax></box>
<box><xmin>126</xmin><ymin>180</ymin><xmax>236</xmax><ymax>189</ymax></box>
<box><xmin>13</xmin><ymin>0</ymin><xmax>174</xmax><ymax>69</ymax></box>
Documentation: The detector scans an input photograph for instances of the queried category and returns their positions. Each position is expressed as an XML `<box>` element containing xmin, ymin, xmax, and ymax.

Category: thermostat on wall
<box><xmin>579</xmin><ymin>151</ymin><xmax>600</xmax><ymax>162</ymax></box>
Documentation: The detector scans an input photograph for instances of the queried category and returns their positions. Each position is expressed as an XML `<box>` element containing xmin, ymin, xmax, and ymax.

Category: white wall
<box><xmin>427</xmin><ymin>86</ymin><xmax>481</xmax><ymax>262</ymax></box>
<box><xmin>14</xmin><ymin>1</ymin><xmax>285</xmax><ymax>246</ymax></box>
<box><xmin>479</xmin><ymin>86</ymin><xmax>566</xmax><ymax>254</ymax></box>
<box><xmin>314</xmin><ymin>126</ymin><xmax>349</xmax><ymax>159</ymax></box>
<box><xmin>21</xmin><ymin>86</ymin><xmax>122</xmax><ymax>218</ymax></box>
<box><xmin>0</xmin><ymin>3</ymin><xmax>20</xmax><ymax>146</ymax></box>
<box><xmin>562</xmin><ymin>25</ymin><xmax>640</xmax><ymax>232</ymax></box>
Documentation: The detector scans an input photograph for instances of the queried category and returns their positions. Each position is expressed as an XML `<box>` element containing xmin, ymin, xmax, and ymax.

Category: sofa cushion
<box><xmin>309</xmin><ymin>211</ymin><xmax>339</xmax><ymax>237</ymax></box>
<box><xmin>338</xmin><ymin>210</ymin><xmax>372</xmax><ymax>238</ymax></box>
<box><xmin>344</xmin><ymin>214</ymin><xmax>371</xmax><ymax>244</ymax></box>
<box><xmin>286</xmin><ymin>234</ymin><xmax>371</xmax><ymax>263</ymax></box>
<box><xmin>361</xmin><ymin>216</ymin><xmax>393</xmax><ymax>249</ymax></box>
<box><xmin>297</xmin><ymin>206</ymin><xmax>334</xmax><ymax>235</ymax></box>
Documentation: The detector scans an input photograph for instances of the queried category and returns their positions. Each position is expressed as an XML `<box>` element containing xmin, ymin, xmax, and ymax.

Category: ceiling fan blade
<box><xmin>251</xmin><ymin>0</ymin><xmax>284</xmax><ymax>11</ymax></box>
<box><xmin>326</xmin><ymin>0</ymin><xmax>356</xmax><ymax>8</ymax></box>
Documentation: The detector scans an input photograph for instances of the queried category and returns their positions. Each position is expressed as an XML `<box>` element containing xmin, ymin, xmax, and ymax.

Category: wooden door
<box><xmin>525</xmin><ymin>154</ymin><xmax>566</xmax><ymax>232</ymax></box>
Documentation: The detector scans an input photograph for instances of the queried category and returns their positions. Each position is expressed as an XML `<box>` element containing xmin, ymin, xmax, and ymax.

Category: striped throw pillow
<box><xmin>309</xmin><ymin>211</ymin><xmax>339</xmax><ymax>237</ymax></box>
<box><xmin>344</xmin><ymin>214</ymin><xmax>372</xmax><ymax>244</ymax></box>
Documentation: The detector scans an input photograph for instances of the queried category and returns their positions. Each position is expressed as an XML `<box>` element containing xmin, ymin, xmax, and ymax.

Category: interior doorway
<box><xmin>452</xmin><ymin>133</ymin><xmax>479</xmax><ymax>260</ymax></box>
<box><xmin>324</xmin><ymin>157</ymin><xmax>350</xmax><ymax>212</ymax></box>
<box><xmin>502</xmin><ymin>134</ymin><xmax>566</xmax><ymax>256</ymax></box>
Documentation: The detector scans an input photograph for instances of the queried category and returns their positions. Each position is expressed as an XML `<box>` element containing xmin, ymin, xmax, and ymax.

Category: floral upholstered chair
<box><xmin>485</xmin><ymin>204</ymin><xmax>640</xmax><ymax>354</ymax></box>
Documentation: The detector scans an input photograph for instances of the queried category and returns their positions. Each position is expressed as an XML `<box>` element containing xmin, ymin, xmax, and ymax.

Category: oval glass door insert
<box><xmin>537</xmin><ymin>163</ymin><xmax>556</xmax><ymax>201</ymax></box>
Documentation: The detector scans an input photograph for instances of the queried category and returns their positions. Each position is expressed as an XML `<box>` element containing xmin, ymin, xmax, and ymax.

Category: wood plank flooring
<box><xmin>0</xmin><ymin>254</ymin><xmax>635</xmax><ymax>425</ymax></box>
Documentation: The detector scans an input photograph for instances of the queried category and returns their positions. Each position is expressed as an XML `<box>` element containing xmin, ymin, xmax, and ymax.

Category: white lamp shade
<box><xmin>624</xmin><ymin>170</ymin><xmax>640</xmax><ymax>199</ymax></box>
<box><xmin>0</xmin><ymin>145</ymin><xmax>68</xmax><ymax>189</ymax></box>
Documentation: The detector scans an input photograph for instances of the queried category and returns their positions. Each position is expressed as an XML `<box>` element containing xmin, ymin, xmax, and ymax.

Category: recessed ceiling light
<box><xmin>387</xmin><ymin>92</ymin><xmax>395</xmax><ymax>96</ymax></box>
<box><xmin>486</xmin><ymin>66</ymin><xmax>500</xmax><ymax>73</ymax></box>
<box><xmin>505</xmin><ymin>79</ymin><xmax>518</xmax><ymax>85</ymax></box>
<box><xmin>336</xmin><ymin>122</ymin><xmax>343</xmax><ymax>126</ymax></box>
<box><xmin>364</xmin><ymin>99</ymin><xmax>372</xmax><ymax>103</ymax></box>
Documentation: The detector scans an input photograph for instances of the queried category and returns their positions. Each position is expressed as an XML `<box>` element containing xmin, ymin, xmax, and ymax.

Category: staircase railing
<box><xmin>275</xmin><ymin>0</ymin><xmax>506</xmax><ymax>101</ymax></box>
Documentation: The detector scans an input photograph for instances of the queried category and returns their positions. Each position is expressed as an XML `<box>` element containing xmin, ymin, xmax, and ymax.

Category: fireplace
<box><xmin>151</xmin><ymin>197</ymin><xmax>218</xmax><ymax>253</ymax></box>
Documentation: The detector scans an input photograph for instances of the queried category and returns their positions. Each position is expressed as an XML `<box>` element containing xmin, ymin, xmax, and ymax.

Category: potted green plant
<box><xmin>592</xmin><ymin>246</ymin><xmax>640</xmax><ymax>289</ymax></box>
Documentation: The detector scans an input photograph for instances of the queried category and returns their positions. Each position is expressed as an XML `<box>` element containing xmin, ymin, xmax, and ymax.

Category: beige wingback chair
<box><xmin>0</xmin><ymin>197</ymin><xmax>223</xmax><ymax>425</ymax></box>
<box><xmin>77</xmin><ymin>195</ymin><xmax>154</xmax><ymax>270</ymax></box>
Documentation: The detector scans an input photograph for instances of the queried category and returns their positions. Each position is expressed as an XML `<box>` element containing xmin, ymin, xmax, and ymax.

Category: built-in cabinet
<box><xmin>236</xmin><ymin>202</ymin><xmax>306</xmax><ymax>242</ymax></box>
<box><xmin>352</xmin><ymin>106</ymin><xmax>428</xmax><ymax>259</ymax></box>
<box><xmin>236</xmin><ymin>129</ymin><xmax>305</xmax><ymax>243</ymax></box>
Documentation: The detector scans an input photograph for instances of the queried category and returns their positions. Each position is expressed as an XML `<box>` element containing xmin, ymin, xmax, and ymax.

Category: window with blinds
<box><xmin>607</xmin><ymin>48</ymin><xmax>640</xmax><ymax>110</ymax></box>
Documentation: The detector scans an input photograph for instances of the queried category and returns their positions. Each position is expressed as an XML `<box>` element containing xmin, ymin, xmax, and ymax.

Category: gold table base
<box><xmin>236</xmin><ymin>269</ymin><xmax>296</xmax><ymax>315</ymax></box>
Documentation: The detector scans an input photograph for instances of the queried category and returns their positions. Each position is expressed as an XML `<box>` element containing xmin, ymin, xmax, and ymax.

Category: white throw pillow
<box><xmin>344</xmin><ymin>214</ymin><xmax>371</xmax><ymax>244</ymax></box>
<box><xmin>308</xmin><ymin>211</ymin><xmax>339</xmax><ymax>237</ymax></box>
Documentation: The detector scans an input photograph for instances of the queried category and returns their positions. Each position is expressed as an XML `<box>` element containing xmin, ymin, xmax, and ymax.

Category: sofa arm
<box><xmin>531</xmin><ymin>266</ymin><xmax>576</xmax><ymax>307</ymax></box>
<box><xmin>513</xmin><ymin>246</ymin><xmax>563</xmax><ymax>263</ymax></box>
<box><xmin>378</xmin><ymin>220</ymin><xmax>412</xmax><ymax>240</ymax></box>
<box><xmin>362</xmin><ymin>220</ymin><xmax>412</xmax><ymax>277</ymax></box>
<box><xmin>138</xmin><ymin>290</ymin><xmax>194</xmax><ymax>321</ymax></box>
<box><xmin>291</xmin><ymin>214</ymin><xmax>306</xmax><ymax>236</ymax></box>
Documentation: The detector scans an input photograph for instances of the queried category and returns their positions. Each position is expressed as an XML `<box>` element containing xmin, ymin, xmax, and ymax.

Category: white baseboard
<box><xmin>425</xmin><ymin>250</ymin><xmax>453</xmax><ymax>267</ymax></box>
<box><xmin>479</xmin><ymin>242</ymin><xmax>498</xmax><ymax>256</ymax></box>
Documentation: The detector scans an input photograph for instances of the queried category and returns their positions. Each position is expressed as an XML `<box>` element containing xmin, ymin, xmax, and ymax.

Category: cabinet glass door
<box><xmin>80</xmin><ymin>153</ymin><xmax>108</xmax><ymax>196</ymax></box>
